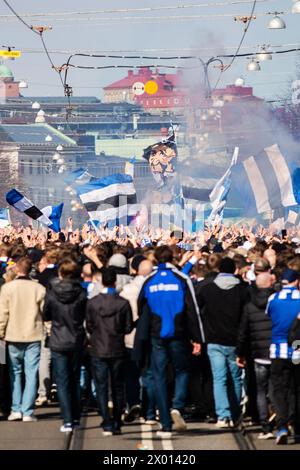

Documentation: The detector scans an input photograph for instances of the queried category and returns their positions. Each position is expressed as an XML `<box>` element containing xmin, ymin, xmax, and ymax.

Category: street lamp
<box><xmin>268</xmin><ymin>13</ymin><xmax>286</xmax><ymax>29</ymax></box>
<box><xmin>292</xmin><ymin>1</ymin><xmax>300</xmax><ymax>13</ymax></box>
<box><xmin>56</xmin><ymin>145</ymin><xmax>63</xmax><ymax>152</ymax></box>
<box><xmin>32</xmin><ymin>101</ymin><xmax>40</xmax><ymax>110</ymax></box>
<box><xmin>247</xmin><ymin>59</ymin><xmax>261</xmax><ymax>71</ymax></box>
<box><xmin>256</xmin><ymin>45</ymin><xmax>272</xmax><ymax>61</ymax></box>
<box><xmin>19</xmin><ymin>80</ymin><xmax>28</xmax><ymax>89</ymax></box>
<box><xmin>198</xmin><ymin>57</ymin><xmax>225</xmax><ymax>98</ymax></box>
<box><xmin>45</xmin><ymin>134</ymin><xmax>52</xmax><ymax>142</ymax></box>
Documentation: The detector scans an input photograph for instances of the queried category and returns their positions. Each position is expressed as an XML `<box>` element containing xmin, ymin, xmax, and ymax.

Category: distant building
<box><xmin>0</xmin><ymin>64</ymin><xmax>20</xmax><ymax>99</ymax></box>
<box><xmin>103</xmin><ymin>67</ymin><xmax>190</xmax><ymax>114</ymax></box>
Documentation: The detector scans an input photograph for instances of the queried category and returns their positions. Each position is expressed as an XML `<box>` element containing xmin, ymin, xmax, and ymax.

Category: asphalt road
<box><xmin>0</xmin><ymin>405</ymin><xmax>299</xmax><ymax>451</ymax></box>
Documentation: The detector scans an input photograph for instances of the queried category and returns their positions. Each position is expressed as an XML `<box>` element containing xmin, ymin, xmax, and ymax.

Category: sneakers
<box><xmin>60</xmin><ymin>423</ymin><xmax>73</xmax><ymax>433</ymax></box>
<box><xmin>7</xmin><ymin>411</ymin><xmax>22</xmax><ymax>421</ymax></box>
<box><xmin>124</xmin><ymin>404</ymin><xmax>141</xmax><ymax>423</ymax></box>
<box><xmin>23</xmin><ymin>415</ymin><xmax>38</xmax><ymax>422</ymax></box>
<box><xmin>102</xmin><ymin>430</ymin><xmax>113</xmax><ymax>437</ymax></box>
<box><xmin>215</xmin><ymin>418</ymin><xmax>231</xmax><ymax>428</ymax></box>
<box><xmin>170</xmin><ymin>409</ymin><xmax>187</xmax><ymax>432</ymax></box>
<box><xmin>145</xmin><ymin>419</ymin><xmax>158</xmax><ymax>425</ymax></box>
<box><xmin>276</xmin><ymin>428</ymin><xmax>288</xmax><ymax>445</ymax></box>
<box><xmin>35</xmin><ymin>396</ymin><xmax>48</xmax><ymax>407</ymax></box>
<box><xmin>156</xmin><ymin>429</ymin><xmax>172</xmax><ymax>439</ymax></box>
<box><xmin>258</xmin><ymin>432</ymin><xmax>274</xmax><ymax>440</ymax></box>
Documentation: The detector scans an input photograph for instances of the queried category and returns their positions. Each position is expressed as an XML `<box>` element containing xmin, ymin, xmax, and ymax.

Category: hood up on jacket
<box><xmin>249</xmin><ymin>286</ymin><xmax>273</xmax><ymax>309</ymax></box>
<box><xmin>50</xmin><ymin>278</ymin><xmax>84</xmax><ymax>304</ymax></box>
<box><xmin>214</xmin><ymin>273</ymin><xmax>240</xmax><ymax>290</ymax></box>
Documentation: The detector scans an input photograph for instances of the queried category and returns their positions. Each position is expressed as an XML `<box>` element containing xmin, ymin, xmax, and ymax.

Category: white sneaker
<box><xmin>102</xmin><ymin>430</ymin><xmax>113</xmax><ymax>437</ymax></box>
<box><xmin>60</xmin><ymin>424</ymin><xmax>73</xmax><ymax>432</ymax></box>
<box><xmin>170</xmin><ymin>409</ymin><xmax>187</xmax><ymax>432</ymax></box>
<box><xmin>145</xmin><ymin>419</ymin><xmax>157</xmax><ymax>425</ymax></box>
<box><xmin>35</xmin><ymin>396</ymin><xmax>48</xmax><ymax>407</ymax></box>
<box><xmin>215</xmin><ymin>418</ymin><xmax>231</xmax><ymax>428</ymax></box>
<box><xmin>23</xmin><ymin>415</ymin><xmax>38</xmax><ymax>422</ymax></box>
<box><xmin>8</xmin><ymin>411</ymin><xmax>22</xmax><ymax>421</ymax></box>
<box><xmin>258</xmin><ymin>432</ymin><xmax>274</xmax><ymax>440</ymax></box>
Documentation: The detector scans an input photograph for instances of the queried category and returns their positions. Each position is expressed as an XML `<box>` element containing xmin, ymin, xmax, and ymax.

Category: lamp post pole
<box><xmin>198</xmin><ymin>57</ymin><xmax>225</xmax><ymax>99</ymax></box>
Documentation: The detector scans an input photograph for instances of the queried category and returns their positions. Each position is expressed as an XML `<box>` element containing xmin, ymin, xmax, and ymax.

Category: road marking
<box><xmin>141</xmin><ymin>423</ymin><xmax>154</xmax><ymax>450</ymax></box>
<box><xmin>161</xmin><ymin>436</ymin><xmax>173</xmax><ymax>450</ymax></box>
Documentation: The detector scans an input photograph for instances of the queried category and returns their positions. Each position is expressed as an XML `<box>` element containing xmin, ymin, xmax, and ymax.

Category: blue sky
<box><xmin>0</xmin><ymin>0</ymin><xmax>299</xmax><ymax>102</ymax></box>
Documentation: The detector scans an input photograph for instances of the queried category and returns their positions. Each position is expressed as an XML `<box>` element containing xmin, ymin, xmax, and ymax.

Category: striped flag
<box><xmin>6</xmin><ymin>189</ymin><xmax>63</xmax><ymax>232</ymax></box>
<box><xmin>77</xmin><ymin>173</ymin><xmax>138</xmax><ymax>226</ymax></box>
<box><xmin>231</xmin><ymin>144</ymin><xmax>298</xmax><ymax>214</ymax></box>
<box><xmin>64</xmin><ymin>168</ymin><xmax>94</xmax><ymax>186</ymax></box>
<box><xmin>0</xmin><ymin>208</ymin><xmax>10</xmax><ymax>228</ymax></box>
<box><xmin>208</xmin><ymin>147</ymin><xmax>239</xmax><ymax>223</ymax></box>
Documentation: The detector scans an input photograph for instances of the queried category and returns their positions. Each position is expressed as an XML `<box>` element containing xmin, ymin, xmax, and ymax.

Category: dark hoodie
<box><xmin>43</xmin><ymin>278</ymin><xmax>87</xmax><ymax>352</ymax></box>
<box><xmin>236</xmin><ymin>286</ymin><xmax>273</xmax><ymax>360</ymax></box>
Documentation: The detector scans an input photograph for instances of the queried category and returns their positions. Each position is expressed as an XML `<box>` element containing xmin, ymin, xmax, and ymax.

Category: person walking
<box><xmin>0</xmin><ymin>257</ymin><xmax>46</xmax><ymax>422</ymax></box>
<box><xmin>86</xmin><ymin>267</ymin><xmax>133</xmax><ymax>436</ymax></box>
<box><xmin>138</xmin><ymin>245</ymin><xmax>204</xmax><ymax>437</ymax></box>
<box><xmin>42</xmin><ymin>259</ymin><xmax>87</xmax><ymax>432</ymax></box>
<box><xmin>267</xmin><ymin>268</ymin><xmax>300</xmax><ymax>444</ymax></box>
<box><xmin>236</xmin><ymin>272</ymin><xmax>274</xmax><ymax>439</ymax></box>
<box><xmin>196</xmin><ymin>257</ymin><xmax>249</xmax><ymax>428</ymax></box>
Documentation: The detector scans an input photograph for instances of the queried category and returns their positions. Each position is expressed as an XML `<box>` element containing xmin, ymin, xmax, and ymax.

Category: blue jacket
<box><xmin>266</xmin><ymin>286</ymin><xmax>300</xmax><ymax>359</ymax></box>
<box><xmin>138</xmin><ymin>263</ymin><xmax>205</xmax><ymax>343</ymax></box>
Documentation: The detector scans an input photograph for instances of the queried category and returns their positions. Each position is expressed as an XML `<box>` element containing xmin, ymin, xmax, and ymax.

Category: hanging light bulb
<box><xmin>256</xmin><ymin>46</ymin><xmax>272</xmax><ymax>61</ymax></box>
<box><xmin>71</xmin><ymin>199</ymin><xmax>77</xmax><ymax>206</ymax></box>
<box><xmin>268</xmin><ymin>14</ymin><xmax>286</xmax><ymax>29</ymax></box>
<box><xmin>45</xmin><ymin>134</ymin><xmax>53</xmax><ymax>142</ymax></box>
<box><xmin>71</xmin><ymin>206</ymin><xmax>78</xmax><ymax>212</ymax></box>
<box><xmin>19</xmin><ymin>80</ymin><xmax>28</xmax><ymax>89</ymax></box>
<box><xmin>58</xmin><ymin>167</ymin><xmax>64</xmax><ymax>174</ymax></box>
<box><xmin>247</xmin><ymin>59</ymin><xmax>261</xmax><ymax>71</ymax></box>
<box><xmin>65</xmin><ymin>186</ymin><xmax>72</xmax><ymax>192</ymax></box>
<box><xmin>57</xmin><ymin>158</ymin><xmax>65</xmax><ymax>165</ymax></box>
<box><xmin>292</xmin><ymin>1</ymin><xmax>300</xmax><ymax>14</ymax></box>
<box><xmin>56</xmin><ymin>145</ymin><xmax>63</xmax><ymax>152</ymax></box>
<box><xmin>52</xmin><ymin>153</ymin><xmax>60</xmax><ymax>161</ymax></box>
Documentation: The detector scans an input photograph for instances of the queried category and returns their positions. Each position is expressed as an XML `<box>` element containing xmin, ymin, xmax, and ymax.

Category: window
<box><xmin>29</xmin><ymin>160</ymin><xmax>33</xmax><ymax>175</ymax></box>
<box><xmin>174</xmin><ymin>98</ymin><xmax>179</xmax><ymax>105</ymax></box>
<box><xmin>37</xmin><ymin>159</ymin><xmax>41</xmax><ymax>175</ymax></box>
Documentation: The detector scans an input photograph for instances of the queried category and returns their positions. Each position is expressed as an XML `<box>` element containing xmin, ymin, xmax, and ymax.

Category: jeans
<box><xmin>151</xmin><ymin>337</ymin><xmax>189</xmax><ymax>430</ymax></box>
<box><xmin>271</xmin><ymin>359</ymin><xmax>300</xmax><ymax>432</ymax></box>
<box><xmin>8</xmin><ymin>341</ymin><xmax>41</xmax><ymax>416</ymax></box>
<box><xmin>91</xmin><ymin>356</ymin><xmax>125</xmax><ymax>432</ymax></box>
<box><xmin>254</xmin><ymin>362</ymin><xmax>272</xmax><ymax>433</ymax></box>
<box><xmin>207</xmin><ymin>343</ymin><xmax>242</xmax><ymax>421</ymax></box>
<box><xmin>125</xmin><ymin>348</ymin><xmax>141</xmax><ymax>409</ymax></box>
<box><xmin>142</xmin><ymin>356</ymin><xmax>156</xmax><ymax>421</ymax></box>
<box><xmin>51</xmin><ymin>350</ymin><xmax>82</xmax><ymax>425</ymax></box>
<box><xmin>37</xmin><ymin>332</ymin><xmax>51</xmax><ymax>398</ymax></box>
<box><xmin>80</xmin><ymin>366</ymin><xmax>96</xmax><ymax>400</ymax></box>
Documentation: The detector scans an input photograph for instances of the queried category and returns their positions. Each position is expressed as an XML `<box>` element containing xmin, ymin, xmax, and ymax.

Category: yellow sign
<box><xmin>144</xmin><ymin>80</ymin><xmax>158</xmax><ymax>95</ymax></box>
<box><xmin>0</xmin><ymin>50</ymin><xmax>21</xmax><ymax>58</ymax></box>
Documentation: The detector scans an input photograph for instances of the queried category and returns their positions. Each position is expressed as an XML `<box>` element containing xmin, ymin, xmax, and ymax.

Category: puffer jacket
<box><xmin>86</xmin><ymin>290</ymin><xmax>133</xmax><ymax>358</ymax></box>
<box><xmin>42</xmin><ymin>278</ymin><xmax>87</xmax><ymax>352</ymax></box>
<box><xmin>236</xmin><ymin>286</ymin><xmax>273</xmax><ymax>360</ymax></box>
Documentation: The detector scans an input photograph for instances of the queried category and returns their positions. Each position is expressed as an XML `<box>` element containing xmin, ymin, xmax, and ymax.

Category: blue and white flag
<box><xmin>208</xmin><ymin>147</ymin><xmax>239</xmax><ymax>223</ymax></box>
<box><xmin>64</xmin><ymin>168</ymin><xmax>94</xmax><ymax>186</ymax></box>
<box><xmin>0</xmin><ymin>208</ymin><xmax>10</xmax><ymax>228</ymax></box>
<box><xmin>124</xmin><ymin>157</ymin><xmax>136</xmax><ymax>178</ymax></box>
<box><xmin>6</xmin><ymin>189</ymin><xmax>63</xmax><ymax>233</ymax></box>
<box><xmin>77</xmin><ymin>173</ymin><xmax>138</xmax><ymax>226</ymax></box>
<box><xmin>231</xmin><ymin>144</ymin><xmax>299</xmax><ymax>214</ymax></box>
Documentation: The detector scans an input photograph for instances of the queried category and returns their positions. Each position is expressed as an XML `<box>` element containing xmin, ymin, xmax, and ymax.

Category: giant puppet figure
<box><xmin>143</xmin><ymin>128</ymin><xmax>177</xmax><ymax>190</ymax></box>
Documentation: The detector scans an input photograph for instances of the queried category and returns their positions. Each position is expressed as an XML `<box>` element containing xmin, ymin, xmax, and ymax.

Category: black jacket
<box><xmin>42</xmin><ymin>278</ymin><xmax>87</xmax><ymax>352</ymax></box>
<box><xmin>196</xmin><ymin>274</ymin><xmax>249</xmax><ymax>346</ymax></box>
<box><xmin>288</xmin><ymin>315</ymin><xmax>300</xmax><ymax>345</ymax></box>
<box><xmin>86</xmin><ymin>292</ymin><xmax>133</xmax><ymax>358</ymax></box>
<box><xmin>35</xmin><ymin>267</ymin><xmax>58</xmax><ymax>288</ymax></box>
<box><xmin>236</xmin><ymin>286</ymin><xmax>273</xmax><ymax>360</ymax></box>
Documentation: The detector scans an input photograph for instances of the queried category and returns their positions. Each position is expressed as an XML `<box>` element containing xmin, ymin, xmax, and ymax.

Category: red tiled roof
<box><xmin>104</xmin><ymin>67</ymin><xmax>184</xmax><ymax>90</ymax></box>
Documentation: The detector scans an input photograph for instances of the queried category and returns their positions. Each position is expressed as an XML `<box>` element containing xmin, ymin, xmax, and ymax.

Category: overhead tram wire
<box><xmin>212</xmin><ymin>0</ymin><xmax>257</xmax><ymax>92</ymax></box>
<box><xmin>0</xmin><ymin>1</ymin><xmax>278</xmax><ymax>19</ymax></box>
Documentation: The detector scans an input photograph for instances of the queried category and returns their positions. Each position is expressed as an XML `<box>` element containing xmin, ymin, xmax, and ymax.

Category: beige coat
<box><xmin>0</xmin><ymin>278</ymin><xmax>46</xmax><ymax>342</ymax></box>
<box><xmin>120</xmin><ymin>275</ymin><xmax>145</xmax><ymax>349</ymax></box>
